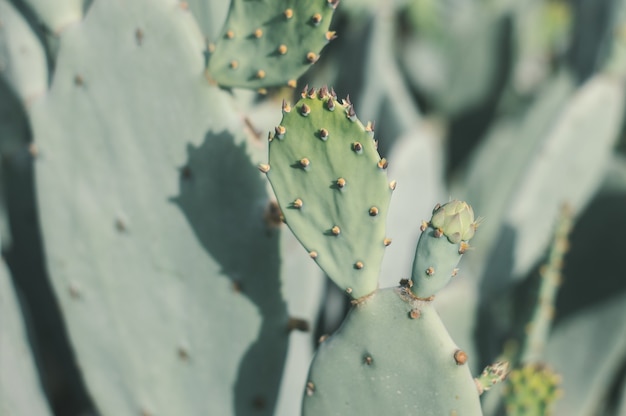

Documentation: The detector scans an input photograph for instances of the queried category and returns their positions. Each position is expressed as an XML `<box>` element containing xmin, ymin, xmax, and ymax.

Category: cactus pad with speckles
<box><xmin>206</xmin><ymin>0</ymin><xmax>338</xmax><ymax>89</ymax></box>
<box><xmin>266</xmin><ymin>88</ymin><xmax>392</xmax><ymax>299</ymax></box>
<box><xmin>302</xmin><ymin>288</ymin><xmax>482</xmax><ymax>415</ymax></box>
<box><xmin>410</xmin><ymin>200</ymin><xmax>478</xmax><ymax>299</ymax></box>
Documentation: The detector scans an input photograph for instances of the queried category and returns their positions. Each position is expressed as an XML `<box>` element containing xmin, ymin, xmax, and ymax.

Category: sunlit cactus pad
<box><xmin>266</xmin><ymin>87</ymin><xmax>392</xmax><ymax>298</ymax></box>
<box><xmin>302</xmin><ymin>288</ymin><xmax>482</xmax><ymax>415</ymax></box>
<box><xmin>206</xmin><ymin>0</ymin><xmax>338</xmax><ymax>89</ymax></box>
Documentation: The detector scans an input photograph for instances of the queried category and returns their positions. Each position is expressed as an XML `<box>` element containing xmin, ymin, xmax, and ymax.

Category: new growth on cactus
<box><xmin>263</xmin><ymin>87</ymin><xmax>489</xmax><ymax>415</ymax></box>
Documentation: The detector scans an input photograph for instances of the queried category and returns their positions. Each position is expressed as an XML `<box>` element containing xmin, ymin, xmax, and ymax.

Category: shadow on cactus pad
<box><xmin>172</xmin><ymin>130</ymin><xmax>289</xmax><ymax>415</ymax></box>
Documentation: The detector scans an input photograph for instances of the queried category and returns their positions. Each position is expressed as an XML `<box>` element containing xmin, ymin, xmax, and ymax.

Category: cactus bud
<box><xmin>430</xmin><ymin>200</ymin><xmax>476</xmax><ymax>244</ymax></box>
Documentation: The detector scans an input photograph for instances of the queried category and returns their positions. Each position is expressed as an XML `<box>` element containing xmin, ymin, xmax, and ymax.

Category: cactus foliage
<box><xmin>267</xmin><ymin>88</ymin><xmax>392</xmax><ymax>299</ymax></box>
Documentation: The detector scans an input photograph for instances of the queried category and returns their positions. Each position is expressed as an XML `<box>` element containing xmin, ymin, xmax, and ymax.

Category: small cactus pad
<box><xmin>206</xmin><ymin>0</ymin><xmax>338</xmax><ymax>89</ymax></box>
<box><xmin>410</xmin><ymin>200</ymin><xmax>478</xmax><ymax>298</ymax></box>
<box><xmin>266</xmin><ymin>88</ymin><xmax>392</xmax><ymax>298</ymax></box>
<box><xmin>503</xmin><ymin>364</ymin><xmax>562</xmax><ymax>416</ymax></box>
<box><xmin>475</xmin><ymin>361</ymin><xmax>510</xmax><ymax>395</ymax></box>
<box><xmin>302</xmin><ymin>288</ymin><xmax>482</xmax><ymax>415</ymax></box>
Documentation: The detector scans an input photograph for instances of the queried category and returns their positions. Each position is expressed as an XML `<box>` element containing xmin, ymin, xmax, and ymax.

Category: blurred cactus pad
<box><xmin>1</xmin><ymin>0</ymin><xmax>626</xmax><ymax>415</ymax></box>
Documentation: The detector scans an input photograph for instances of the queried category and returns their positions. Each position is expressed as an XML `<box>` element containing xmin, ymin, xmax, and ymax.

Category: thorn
<box><xmin>253</xmin><ymin>28</ymin><xmax>263</xmax><ymax>38</ymax></box>
<box><xmin>256</xmin><ymin>69</ymin><xmax>266</xmax><ymax>79</ymax></box>
<box><xmin>318</xmin><ymin>334</ymin><xmax>329</xmax><ymax>343</ymax></box>
<box><xmin>354</xmin><ymin>261</ymin><xmax>364</xmax><ymax>269</ymax></box>
<box><xmin>369</xmin><ymin>207</ymin><xmax>379</xmax><ymax>216</ymax></box>
<box><xmin>306</xmin><ymin>52</ymin><xmax>319</xmax><ymax>63</ymax></box>
<box><xmin>74</xmin><ymin>74</ymin><xmax>84</xmax><ymax>86</ymax></box>
<box><xmin>300</xmin><ymin>103</ymin><xmax>311</xmax><ymax>116</ymax></box>
<box><xmin>459</xmin><ymin>242</ymin><xmax>470</xmax><ymax>254</ymax></box>
<box><xmin>328</xmin><ymin>0</ymin><xmax>340</xmax><ymax>9</ymax></box>
<box><xmin>331</xmin><ymin>225</ymin><xmax>341</xmax><ymax>235</ymax></box>
<box><xmin>275</xmin><ymin>125</ymin><xmax>286</xmax><ymax>139</ymax></box>
<box><xmin>299</xmin><ymin>158</ymin><xmax>310</xmax><ymax>168</ymax></box>
<box><xmin>319</xmin><ymin>86</ymin><xmax>329</xmax><ymax>98</ymax></box>
<box><xmin>306</xmin><ymin>382</ymin><xmax>315</xmax><ymax>396</ymax></box>
<box><xmin>135</xmin><ymin>28</ymin><xmax>144</xmax><ymax>45</ymax></box>
<box><xmin>452</xmin><ymin>268</ymin><xmax>459</xmax><ymax>277</ymax></box>
<box><xmin>327</xmin><ymin>99</ymin><xmax>335</xmax><ymax>111</ymax></box>
<box><xmin>425</xmin><ymin>267</ymin><xmax>435</xmax><ymax>276</ymax></box>
<box><xmin>373</xmin><ymin>140</ymin><xmax>378</xmax><ymax>149</ymax></box>
<box><xmin>432</xmin><ymin>203</ymin><xmax>442</xmax><ymax>213</ymax></box>
<box><xmin>352</xmin><ymin>142</ymin><xmax>363</xmax><ymax>153</ymax></box>
<box><xmin>383</xmin><ymin>238</ymin><xmax>392</xmax><ymax>246</ymax></box>
<box><xmin>389</xmin><ymin>180</ymin><xmax>397</xmax><ymax>190</ymax></box>
<box><xmin>267</xmin><ymin>131</ymin><xmax>273</xmax><ymax>142</ymax></box>
<box><xmin>365</xmin><ymin>121</ymin><xmax>375</xmax><ymax>132</ymax></box>
<box><xmin>229</xmin><ymin>60</ymin><xmax>238</xmax><ymax>69</ymax></box>
<box><xmin>311</xmin><ymin>13</ymin><xmax>322</xmax><ymax>25</ymax></box>
<box><xmin>287</xmin><ymin>79</ymin><xmax>297</xmax><ymax>88</ymax></box>
<box><xmin>420</xmin><ymin>221</ymin><xmax>428</xmax><ymax>232</ymax></box>
<box><xmin>309</xmin><ymin>251</ymin><xmax>318</xmax><ymax>259</ymax></box>
<box><xmin>434</xmin><ymin>228</ymin><xmax>443</xmax><ymax>238</ymax></box>
<box><xmin>329</xmin><ymin>87</ymin><xmax>337</xmax><ymax>98</ymax></box>
<box><xmin>282</xmin><ymin>100</ymin><xmax>291</xmax><ymax>113</ymax></box>
<box><xmin>336</xmin><ymin>178</ymin><xmax>346</xmax><ymax>188</ymax></box>
<box><xmin>293</xmin><ymin>198</ymin><xmax>303</xmax><ymax>209</ymax></box>
<box><xmin>325</xmin><ymin>31</ymin><xmax>337</xmax><ymax>41</ymax></box>
<box><xmin>278</xmin><ymin>44</ymin><xmax>287</xmax><ymax>55</ymax></box>
<box><xmin>207</xmin><ymin>42</ymin><xmax>216</xmax><ymax>53</ymax></box>
<box><xmin>28</xmin><ymin>143</ymin><xmax>38</xmax><ymax>158</ymax></box>
<box><xmin>284</xmin><ymin>8</ymin><xmax>294</xmax><ymax>19</ymax></box>
<box><xmin>409</xmin><ymin>309</ymin><xmax>421</xmax><ymax>319</ymax></box>
<box><xmin>345</xmin><ymin>287</ymin><xmax>353</xmax><ymax>295</ymax></box>
<box><xmin>364</xmin><ymin>355</ymin><xmax>373</xmax><ymax>365</ymax></box>
<box><xmin>178</xmin><ymin>346</ymin><xmax>189</xmax><ymax>361</ymax></box>
<box><xmin>454</xmin><ymin>350</ymin><xmax>468</xmax><ymax>365</ymax></box>
<box><xmin>319</xmin><ymin>128</ymin><xmax>329</xmax><ymax>140</ymax></box>
<box><xmin>346</xmin><ymin>105</ymin><xmax>356</xmax><ymax>121</ymax></box>
<box><xmin>377</xmin><ymin>158</ymin><xmax>388</xmax><ymax>169</ymax></box>
<box><xmin>225</xmin><ymin>30</ymin><xmax>234</xmax><ymax>39</ymax></box>
<box><xmin>307</xmin><ymin>87</ymin><xmax>316</xmax><ymax>98</ymax></box>
<box><xmin>301</xmin><ymin>84</ymin><xmax>309</xmax><ymax>98</ymax></box>
<box><xmin>399</xmin><ymin>278</ymin><xmax>413</xmax><ymax>288</ymax></box>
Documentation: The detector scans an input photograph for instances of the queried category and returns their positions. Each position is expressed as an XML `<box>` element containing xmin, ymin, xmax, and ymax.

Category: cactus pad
<box><xmin>206</xmin><ymin>0</ymin><xmax>338</xmax><ymax>89</ymax></box>
<box><xmin>302</xmin><ymin>288</ymin><xmax>482</xmax><ymax>415</ymax></box>
<box><xmin>410</xmin><ymin>201</ymin><xmax>477</xmax><ymax>298</ymax></box>
<box><xmin>266</xmin><ymin>87</ymin><xmax>392</xmax><ymax>298</ymax></box>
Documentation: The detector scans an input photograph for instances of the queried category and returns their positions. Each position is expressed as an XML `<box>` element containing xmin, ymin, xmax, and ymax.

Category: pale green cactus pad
<box><xmin>302</xmin><ymin>288</ymin><xmax>482</xmax><ymax>416</ymax></box>
<box><xmin>266</xmin><ymin>87</ymin><xmax>392</xmax><ymax>298</ymax></box>
<box><xmin>411</xmin><ymin>200</ymin><xmax>477</xmax><ymax>298</ymax></box>
<box><xmin>206</xmin><ymin>0</ymin><xmax>338</xmax><ymax>89</ymax></box>
<box><xmin>0</xmin><ymin>260</ymin><xmax>53</xmax><ymax>416</ymax></box>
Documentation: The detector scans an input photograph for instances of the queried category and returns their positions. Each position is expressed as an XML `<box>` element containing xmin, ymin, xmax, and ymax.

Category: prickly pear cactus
<box><xmin>266</xmin><ymin>87</ymin><xmax>392</xmax><ymax>299</ymax></box>
<box><xmin>206</xmin><ymin>0</ymin><xmax>338</xmax><ymax>89</ymax></box>
<box><xmin>24</xmin><ymin>0</ymin><xmax>305</xmax><ymax>414</ymax></box>
<box><xmin>264</xmin><ymin>87</ymin><xmax>483</xmax><ymax>415</ymax></box>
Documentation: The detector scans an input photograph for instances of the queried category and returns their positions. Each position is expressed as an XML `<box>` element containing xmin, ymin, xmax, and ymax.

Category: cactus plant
<box><xmin>264</xmin><ymin>88</ymin><xmax>486</xmax><ymax>415</ymax></box>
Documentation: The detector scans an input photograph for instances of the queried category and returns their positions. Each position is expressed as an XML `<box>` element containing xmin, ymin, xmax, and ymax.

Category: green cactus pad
<box><xmin>410</xmin><ymin>201</ymin><xmax>477</xmax><ymax>298</ymax></box>
<box><xmin>206</xmin><ymin>0</ymin><xmax>338</xmax><ymax>89</ymax></box>
<box><xmin>302</xmin><ymin>288</ymin><xmax>482</xmax><ymax>415</ymax></box>
<box><xmin>266</xmin><ymin>88</ymin><xmax>392</xmax><ymax>298</ymax></box>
